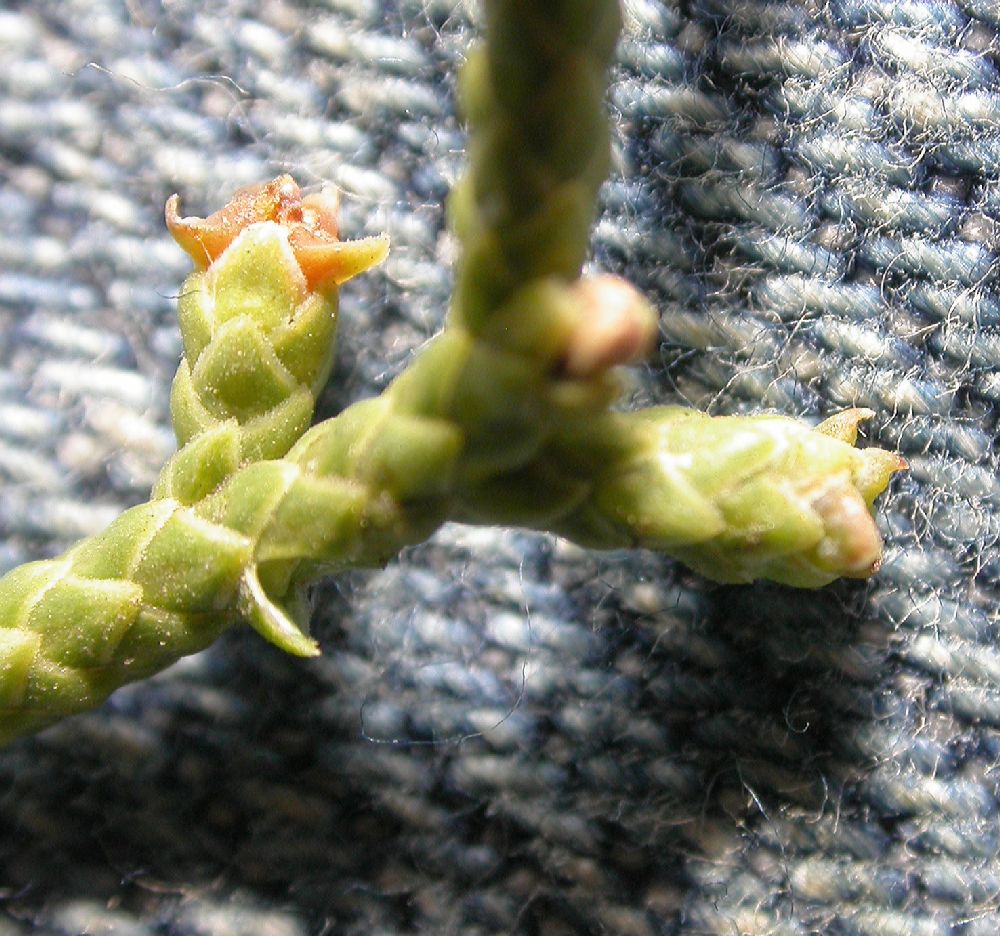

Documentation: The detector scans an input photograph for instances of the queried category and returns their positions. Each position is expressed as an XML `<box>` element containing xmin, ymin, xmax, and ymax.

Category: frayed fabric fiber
<box><xmin>1</xmin><ymin>1</ymin><xmax>999</xmax><ymax>934</ymax></box>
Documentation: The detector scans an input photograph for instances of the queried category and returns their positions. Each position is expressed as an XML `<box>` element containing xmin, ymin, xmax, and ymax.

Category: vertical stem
<box><xmin>449</xmin><ymin>1</ymin><xmax>623</xmax><ymax>334</ymax></box>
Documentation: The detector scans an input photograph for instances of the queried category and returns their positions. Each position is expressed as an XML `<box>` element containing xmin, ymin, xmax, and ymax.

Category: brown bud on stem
<box><xmin>561</xmin><ymin>275</ymin><xmax>658</xmax><ymax>378</ymax></box>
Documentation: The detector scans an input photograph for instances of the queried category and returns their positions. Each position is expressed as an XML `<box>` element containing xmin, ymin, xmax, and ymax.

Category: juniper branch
<box><xmin>0</xmin><ymin>0</ymin><xmax>903</xmax><ymax>744</ymax></box>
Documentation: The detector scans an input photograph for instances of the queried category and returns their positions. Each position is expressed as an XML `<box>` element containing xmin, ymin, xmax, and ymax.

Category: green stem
<box><xmin>449</xmin><ymin>1</ymin><xmax>621</xmax><ymax>333</ymax></box>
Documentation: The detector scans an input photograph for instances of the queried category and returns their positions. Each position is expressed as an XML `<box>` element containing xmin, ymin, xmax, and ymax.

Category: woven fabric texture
<box><xmin>1</xmin><ymin>1</ymin><xmax>999</xmax><ymax>933</ymax></box>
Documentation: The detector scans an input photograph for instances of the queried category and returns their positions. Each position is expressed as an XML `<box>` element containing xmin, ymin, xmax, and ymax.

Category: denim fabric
<box><xmin>1</xmin><ymin>2</ymin><xmax>998</xmax><ymax>933</ymax></box>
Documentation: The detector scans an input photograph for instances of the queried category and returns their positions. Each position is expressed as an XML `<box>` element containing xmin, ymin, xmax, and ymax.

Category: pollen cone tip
<box><xmin>165</xmin><ymin>176</ymin><xmax>388</xmax><ymax>290</ymax></box>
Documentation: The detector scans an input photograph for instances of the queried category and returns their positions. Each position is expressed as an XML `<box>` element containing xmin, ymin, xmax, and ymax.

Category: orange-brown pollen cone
<box><xmin>166</xmin><ymin>175</ymin><xmax>388</xmax><ymax>293</ymax></box>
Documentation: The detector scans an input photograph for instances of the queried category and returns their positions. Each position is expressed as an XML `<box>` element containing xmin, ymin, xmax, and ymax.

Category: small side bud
<box><xmin>810</xmin><ymin>485</ymin><xmax>885</xmax><ymax>577</ymax></box>
<box><xmin>562</xmin><ymin>275</ymin><xmax>657</xmax><ymax>378</ymax></box>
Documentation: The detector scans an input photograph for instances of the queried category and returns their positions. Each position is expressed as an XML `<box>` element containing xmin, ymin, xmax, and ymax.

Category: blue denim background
<box><xmin>1</xmin><ymin>2</ymin><xmax>998</xmax><ymax>933</ymax></box>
